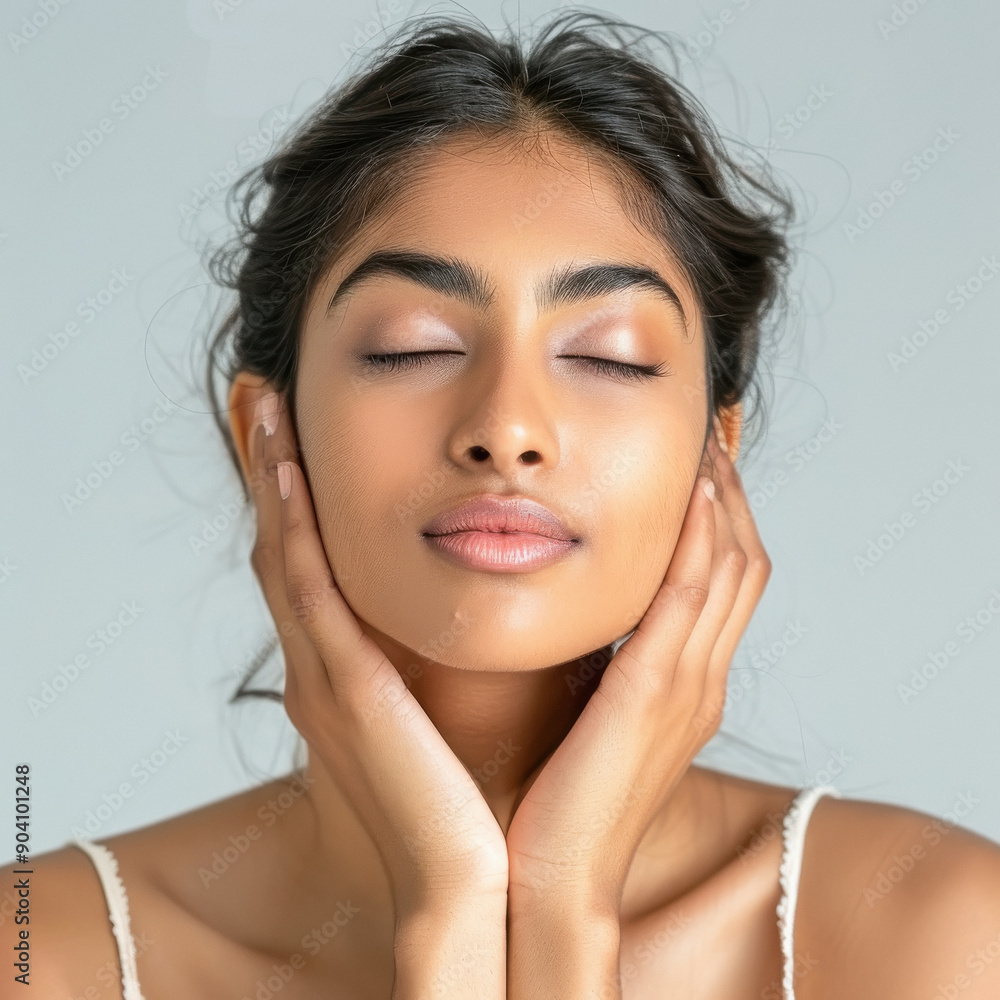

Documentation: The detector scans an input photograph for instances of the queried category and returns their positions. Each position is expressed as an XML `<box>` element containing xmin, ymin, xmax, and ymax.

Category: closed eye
<box><xmin>360</xmin><ymin>351</ymin><xmax>671</xmax><ymax>382</ymax></box>
<box><xmin>560</xmin><ymin>354</ymin><xmax>672</xmax><ymax>381</ymax></box>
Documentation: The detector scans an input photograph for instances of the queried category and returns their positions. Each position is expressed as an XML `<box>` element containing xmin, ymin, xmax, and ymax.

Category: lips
<box><xmin>422</xmin><ymin>494</ymin><xmax>579</xmax><ymax>542</ymax></box>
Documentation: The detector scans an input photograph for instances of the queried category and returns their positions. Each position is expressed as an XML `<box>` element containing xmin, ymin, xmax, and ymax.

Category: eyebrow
<box><xmin>325</xmin><ymin>249</ymin><xmax>687</xmax><ymax>327</ymax></box>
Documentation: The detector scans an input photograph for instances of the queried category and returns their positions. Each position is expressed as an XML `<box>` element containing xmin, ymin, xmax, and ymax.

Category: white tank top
<box><xmin>72</xmin><ymin>784</ymin><xmax>840</xmax><ymax>999</ymax></box>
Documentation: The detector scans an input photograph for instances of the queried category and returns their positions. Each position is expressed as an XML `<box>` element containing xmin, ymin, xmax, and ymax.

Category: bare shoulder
<box><xmin>0</xmin><ymin>773</ymin><xmax>310</xmax><ymax>998</ymax></box>
<box><xmin>1</xmin><ymin>842</ymin><xmax>127</xmax><ymax>997</ymax></box>
<box><xmin>796</xmin><ymin>792</ymin><xmax>1000</xmax><ymax>999</ymax></box>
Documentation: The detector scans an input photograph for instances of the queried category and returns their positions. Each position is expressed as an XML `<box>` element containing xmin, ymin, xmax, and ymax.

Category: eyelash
<box><xmin>360</xmin><ymin>351</ymin><xmax>671</xmax><ymax>382</ymax></box>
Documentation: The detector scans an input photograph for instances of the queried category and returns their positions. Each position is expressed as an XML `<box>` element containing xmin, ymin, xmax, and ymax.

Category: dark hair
<box><xmin>203</xmin><ymin>8</ymin><xmax>794</xmax><ymax>703</ymax></box>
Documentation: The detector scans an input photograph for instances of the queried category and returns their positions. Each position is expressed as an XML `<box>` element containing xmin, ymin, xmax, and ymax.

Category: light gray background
<box><xmin>3</xmin><ymin>0</ymin><xmax>998</xmax><ymax>855</ymax></box>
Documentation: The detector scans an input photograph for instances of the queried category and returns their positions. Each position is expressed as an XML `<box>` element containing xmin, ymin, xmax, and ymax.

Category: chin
<box><xmin>363</xmin><ymin>607</ymin><xmax>627</xmax><ymax>675</ymax></box>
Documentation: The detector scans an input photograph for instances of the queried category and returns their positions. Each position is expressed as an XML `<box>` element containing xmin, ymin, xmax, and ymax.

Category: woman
<box><xmin>16</xmin><ymin>10</ymin><xmax>1000</xmax><ymax>999</ymax></box>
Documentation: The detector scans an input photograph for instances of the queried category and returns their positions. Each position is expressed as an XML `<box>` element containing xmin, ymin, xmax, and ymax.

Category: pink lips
<box><xmin>421</xmin><ymin>494</ymin><xmax>580</xmax><ymax>572</ymax></box>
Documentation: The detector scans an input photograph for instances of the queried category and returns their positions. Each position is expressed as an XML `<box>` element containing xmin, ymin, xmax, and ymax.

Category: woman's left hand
<box><xmin>504</xmin><ymin>430</ymin><xmax>771</xmax><ymax>949</ymax></box>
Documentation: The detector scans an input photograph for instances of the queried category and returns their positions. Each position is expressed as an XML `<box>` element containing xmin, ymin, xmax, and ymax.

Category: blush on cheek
<box><xmin>605</xmin><ymin>484</ymin><xmax>689</xmax><ymax>611</ymax></box>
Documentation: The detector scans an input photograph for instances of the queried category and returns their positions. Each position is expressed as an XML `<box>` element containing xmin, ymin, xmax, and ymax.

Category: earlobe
<box><xmin>714</xmin><ymin>403</ymin><xmax>743</xmax><ymax>462</ymax></box>
<box><xmin>227</xmin><ymin>372</ymin><xmax>272</xmax><ymax>487</ymax></box>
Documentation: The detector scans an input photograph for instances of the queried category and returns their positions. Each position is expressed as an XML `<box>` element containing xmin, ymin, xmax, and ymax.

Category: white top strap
<box><xmin>73</xmin><ymin>839</ymin><xmax>147</xmax><ymax>1000</ymax></box>
<box><xmin>776</xmin><ymin>785</ymin><xmax>842</xmax><ymax>1000</ymax></box>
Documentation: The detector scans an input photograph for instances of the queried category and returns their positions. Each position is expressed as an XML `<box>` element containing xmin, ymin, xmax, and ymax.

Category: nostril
<box><xmin>519</xmin><ymin>451</ymin><xmax>541</xmax><ymax>464</ymax></box>
<box><xmin>470</xmin><ymin>445</ymin><xmax>489</xmax><ymax>462</ymax></box>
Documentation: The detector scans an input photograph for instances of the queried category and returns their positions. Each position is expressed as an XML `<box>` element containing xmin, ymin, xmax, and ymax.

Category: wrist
<box><xmin>394</xmin><ymin>896</ymin><xmax>507</xmax><ymax>1000</ymax></box>
<box><xmin>507</xmin><ymin>900</ymin><xmax>621</xmax><ymax>1000</ymax></box>
<box><xmin>508</xmin><ymin>860</ymin><xmax>622</xmax><ymax>922</ymax></box>
<box><xmin>394</xmin><ymin>875</ymin><xmax>508</xmax><ymax>922</ymax></box>
<box><xmin>397</xmin><ymin>887</ymin><xmax>508</xmax><ymax>923</ymax></box>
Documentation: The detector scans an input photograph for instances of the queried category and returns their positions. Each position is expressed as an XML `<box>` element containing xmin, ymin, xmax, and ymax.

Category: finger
<box><xmin>275</xmin><ymin>444</ymin><xmax>391</xmax><ymax>703</ymax></box>
<box><xmin>673</xmin><ymin>463</ymin><xmax>746</xmax><ymax>694</ymax></box>
<box><xmin>609</xmin><ymin>472</ymin><xmax>716</xmax><ymax>696</ymax></box>
<box><xmin>704</xmin><ymin>433</ymin><xmax>772</xmax><ymax>669</ymax></box>
<box><xmin>248</xmin><ymin>395</ymin><xmax>330</xmax><ymax>709</ymax></box>
<box><xmin>260</xmin><ymin>398</ymin><xmax>434</xmax><ymax>734</ymax></box>
<box><xmin>683</xmin><ymin>434</ymin><xmax>772</xmax><ymax>731</ymax></box>
<box><xmin>675</xmin><ymin>465</ymin><xmax>749</xmax><ymax>737</ymax></box>
<box><xmin>707</xmin><ymin>431</ymin><xmax>769</xmax><ymax>567</ymax></box>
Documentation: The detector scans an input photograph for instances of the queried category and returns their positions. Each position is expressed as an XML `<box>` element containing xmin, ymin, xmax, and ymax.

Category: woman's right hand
<box><xmin>245</xmin><ymin>388</ymin><xmax>509</xmax><ymax>917</ymax></box>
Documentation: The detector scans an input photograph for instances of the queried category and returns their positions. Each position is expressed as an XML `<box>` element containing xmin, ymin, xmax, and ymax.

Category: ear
<box><xmin>712</xmin><ymin>402</ymin><xmax>743</xmax><ymax>463</ymax></box>
<box><xmin>227</xmin><ymin>372</ymin><xmax>276</xmax><ymax>488</ymax></box>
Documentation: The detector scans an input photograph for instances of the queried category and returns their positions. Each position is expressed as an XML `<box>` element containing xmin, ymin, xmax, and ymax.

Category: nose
<box><xmin>445</xmin><ymin>358</ymin><xmax>561</xmax><ymax>477</ymax></box>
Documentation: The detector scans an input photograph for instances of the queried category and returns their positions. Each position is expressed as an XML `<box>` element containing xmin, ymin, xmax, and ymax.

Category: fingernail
<box><xmin>277</xmin><ymin>462</ymin><xmax>291</xmax><ymax>500</ymax></box>
<box><xmin>261</xmin><ymin>392</ymin><xmax>279</xmax><ymax>437</ymax></box>
<box><xmin>701</xmin><ymin>477</ymin><xmax>715</xmax><ymax>501</ymax></box>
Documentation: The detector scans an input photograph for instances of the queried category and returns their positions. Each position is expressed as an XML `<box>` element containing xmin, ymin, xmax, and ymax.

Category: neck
<box><xmin>314</xmin><ymin>626</ymin><xmax>614</xmax><ymax>832</ymax></box>
<box><xmin>293</xmin><ymin>632</ymin><xmax>612</xmax><ymax>917</ymax></box>
<box><xmin>283</xmin><ymin>634</ymin><xmax>740</xmax><ymax>938</ymax></box>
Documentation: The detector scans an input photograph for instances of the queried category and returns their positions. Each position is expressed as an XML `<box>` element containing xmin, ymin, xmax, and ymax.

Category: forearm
<box><xmin>507</xmin><ymin>890</ymin><xmax>622</xmax><ymax>1000</ymax></box>
<box><xmin>392</xmin><ymin>894</ymin><xmax>507</xmax><ymax>1000</ymax></box>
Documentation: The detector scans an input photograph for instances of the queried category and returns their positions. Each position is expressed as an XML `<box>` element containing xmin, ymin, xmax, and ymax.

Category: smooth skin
<box><xmin>15</xmin><ymin>130</ymin><xmax>1000</xmax><ymax>999</ymax></box>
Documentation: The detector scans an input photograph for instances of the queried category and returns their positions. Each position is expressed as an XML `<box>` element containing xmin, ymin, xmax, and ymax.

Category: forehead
<box><xmin>308</xmin><ymin>129</ymin><xmax>700</xmax><ymax>323</ymax></box>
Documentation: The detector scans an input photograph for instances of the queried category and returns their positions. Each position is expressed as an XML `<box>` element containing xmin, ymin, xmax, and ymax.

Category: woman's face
<box><xmin>293</xmin><ymin>131</ymin><xmax>717</xmax><ymax>673</ymax></box>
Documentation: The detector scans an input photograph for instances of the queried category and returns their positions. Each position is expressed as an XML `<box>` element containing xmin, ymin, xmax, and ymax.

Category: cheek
<box><xmin>299</xmin><ymin>403</ymin><xmax>444</xmax><ymax>614</ymax></box>
<box><xmin>589</xmin><ymin>453</ymin><xmax>696</xmax><ymax>633</ymax></box>
<box><xmin>292</xmin><ymin>381</ymin><xmax>706</xmax><ymax>668</ymax></box>
<box><xmin>298</xmin><ymin>404</ymin><xmax>390</xmax><ymax>566</ymax></box>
